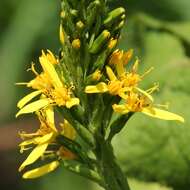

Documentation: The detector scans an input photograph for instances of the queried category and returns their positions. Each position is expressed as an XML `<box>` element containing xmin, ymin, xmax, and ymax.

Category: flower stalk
<box><xmin>15</xmin><ymin>0</ymin><xmax>184</xmax><ymax>189</ymax></box>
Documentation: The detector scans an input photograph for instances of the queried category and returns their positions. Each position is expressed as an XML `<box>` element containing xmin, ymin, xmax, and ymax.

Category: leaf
<box><xmin>167</xmin><ymin>22</ymin><xmax>190</xmax><ymax>44</ymax></box>
<box><xmin>137</xmin><ymin>13</ymin><xmax>190</xmax><ymax>45</ymax></box>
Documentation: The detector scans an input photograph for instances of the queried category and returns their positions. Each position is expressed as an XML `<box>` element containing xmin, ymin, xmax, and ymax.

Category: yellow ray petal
<box><xmin>23</xmin><ymin>161</ymin><xmax>59</xmax><ymax>179</ymax></box>
<box><xmin>112</xmin><ymin>104</ymin><xmax>130</xmax><ymax>114</ymax></box>
<box><xmin>61</xmin><ymin>120</ymin><xmax>76</xmax><ymax>140</ymax></box>
<box><xmin>85</xmin><ymin>82</ymin><xmax>108</xmax><ymax>93</ymax></box>
<box><xmin>135</xmin><ymin>87</ymin><xmax>154</xmax><ymax>102</ymax></box>
<box><xmin>16</xmin><ymin>98</ymin><xmax>50</xmax><ymax>117</ymax></box>
<box><xmin>19</xmin><ymin>143</ymin><xmax>48</xmax><ymax>172</ymax></box>
<box><xmin>39</xmin><ymin>53</ymin><xmax>63</xmax><ymax>88</ymax></box>
<box><xmin>17</xmin><ymin>90</ymin><xmax>42</xmax><ymax>109</ymax></box>
<box><xmin>142</xmin><ymin>107</ymin><xmax>185</xmax><ymax>123</ymax></box>
<box><xmin>118</xmin><ymin>92</ymin><xmax>128</xmax><ymax>99</ymax></box>
<box><xmin>132</xmin><ymin>59</ymin><xmax>139</xmax><ymax>73</ymax></box>
<box><xmin>47</xmin><ymin>50</ymin><xmax>58</xmax><ymax>65</ymax></box>
<box><xmin>66</xmin><ymin>98</ymin><xmax>80</xmax><ymax>108</ymax></box>
<box><xmin>116</xmin><ymin>62</ymin><xmax>125</xmax><ymax>77</ymax></box>
<box><xmin>106</xmin><ymin>66</ymin><xmax>117</xmax><ymax>81</ymax></box>
<box><xmin>19</xmin><ymin>139</ymin><xmax>35</xmax><ymax>147</ymax></box>
<box><xmin>45</xmin><ymin>106</ymin><xmax>57</xmax><ymax>132</ymax></box>
<box><xmin>34</xmin><ymin>132</ymin><xmax>54</xmax><ymax>144</ymax></box>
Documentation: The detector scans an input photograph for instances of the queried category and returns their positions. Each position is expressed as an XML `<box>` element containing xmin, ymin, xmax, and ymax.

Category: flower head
<box><xmin>19</xmin><ymin>106</ymin><xmax>77</xmax><ymax>178</ymax></box>
<box><xmin>16</xmin><ymin>50</ymin><xmax>79</xmax><ymax>117</ymax></box>
<box><xmin>113</xmin><ymin>89</ymin><xmax>184</xmax><ymax>123</ymax></box>
<box><xmin>85</xmin><ymin>50</ymin><xmax>151</xmax><ymax>99</ymax></box>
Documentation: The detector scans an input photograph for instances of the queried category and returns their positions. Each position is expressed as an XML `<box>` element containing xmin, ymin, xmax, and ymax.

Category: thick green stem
<box><xmin>96</xmin><ymin>138</ymin><xmax>131</xmax><ymax>190</ymax></box>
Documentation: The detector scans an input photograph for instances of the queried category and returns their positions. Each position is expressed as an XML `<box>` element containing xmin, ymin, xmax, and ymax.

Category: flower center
<box><xmin>108</xmin><ymin>80</ymin><xmax>123</xmax><ymax>95</ymax></box>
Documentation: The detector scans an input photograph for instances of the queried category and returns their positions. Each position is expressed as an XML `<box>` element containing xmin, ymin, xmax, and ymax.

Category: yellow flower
<box><xmin>16</xmin><ymin>50</ymin><xmax>79</xmax><ymax>117</ymax></box>
<box><xmin>19</xmin><ymin>107</ymin><xmax>77</xmax><ymax>179</ymax></box>
<box><xmin>85</xmin><ymin>50</ymin><xmax>153</xmax><ymax>99</ymax></box>
<box><xmin>18</xmin><ymin>106</ymin><xmax>57</xmax><ymax>172</ymax></box>
<box><xmin>112</xmin><ymin>90</ymin><xmax>184</xmax><ymax>123</ymax></box>
<box><xmin>85</xmin><ymin>65</ymin><xmax>130</xmax><ymax>98</ymax></box>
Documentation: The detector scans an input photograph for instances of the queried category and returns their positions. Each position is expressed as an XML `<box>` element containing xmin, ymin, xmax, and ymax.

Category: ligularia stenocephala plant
<box><xmin>16</xmin><ymin>1</ymin><xmax>184</xmax><ymax>190</ymax></box>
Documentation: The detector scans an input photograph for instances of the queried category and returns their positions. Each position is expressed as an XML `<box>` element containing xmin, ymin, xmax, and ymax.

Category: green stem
<box><xmin>61</xmin><ymin>160</ymin><xmax>105</xmax><ymax>187</ymax></box>
<box><xmin>96</xmin><ymin>138</ymin><xmax>131</xmax><ymax>190</ymax></box>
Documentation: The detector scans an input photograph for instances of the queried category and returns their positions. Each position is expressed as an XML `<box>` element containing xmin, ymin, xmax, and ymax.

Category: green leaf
<box><xmin>137</xmin><ymin>13</ymin><xmax>190</xmax><ymax>45</ymax></box>
<box><xmin>167</xmin><ymin>22</ymin><xmax>190</xmax><ymax>44</ymax></box>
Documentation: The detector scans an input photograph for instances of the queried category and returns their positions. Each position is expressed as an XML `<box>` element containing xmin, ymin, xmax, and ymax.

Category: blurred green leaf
<box><xmin>167</xmin><ymin>22</ymin><xmax>190</xmax><ymax>44</ymax></box>
<box><xmin>0</xmin><ymin>0</ymin><xmax>59</xmax><ymax>122</ymax></box>
<box><xmin>137</xmin><ymin>13</ymin><xmax>190</xmax><ymax>45</ymax></box>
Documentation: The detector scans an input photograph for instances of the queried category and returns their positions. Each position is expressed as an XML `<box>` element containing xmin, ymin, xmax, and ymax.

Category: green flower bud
<box><xmin>70</xmin><ymin>9</ymin><xmax>78</xmax><ymax>17</ymax></box>
<box><xmin>89</xmin><ymin>30</ymin><xmax>110</xmax><ymax>54</ymax></box>
<box><xmin>114</xmin><ymin>20</ymin><xmax>125</xmax><ymax>31</ymax></box>
<box><xmin>104</xmin><ymin>7</ymin><xmax>125</xmax><ymax>27</ymax></box>
<box><xmin>76</xmin><ymin>21</ymin><xmax>85</xmax><ymax>30</ymax></box>
<box><xmin>86</xmin><ymin>0</ymin><xmax>101</xmax><ymax>29</ymax></box>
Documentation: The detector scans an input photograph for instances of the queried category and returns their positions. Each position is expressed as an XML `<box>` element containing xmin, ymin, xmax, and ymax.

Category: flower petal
<box><xmin>66</xmin><ymin>98</ymin><xmax>80</xmax><ymax>108</ymax></box>
<box><xmin>19</xmin><ymin>143</ymin><xmax>48</xmax><ymax>172</ymax></box>
<box><xmin>135</xmin><ymin>87</ymin><xmax>154</xmax><ymax>102</ymax></box>
<box><xmin>116</xmin><ymin>62</ymin><xmax>125</xmax><ymax>77</ymax></box>
<box><xmin>39</xmin><ymin>52</ymin><xmax>63</xmax><ymax>88</ymax></box>
<box><xmin>23</xmin><ymin>161</ymin><xmax>59</xmax><ymax>179</ymax></box>
<box><xmin>16</xmin><ymin>98</ymin><xmax>50</xmax><ymax>117</ymax></box>
<box><xmin>17</xmin><ymin>90</ymin><xmax>42</xmax><ymax>109</ymax></box>
<box><xmin>106</xmin><ymin>66</ymin><xmax>117</xmax><ymax>81</ymax></box>
<box><xmin>45</xmin><ymin>106</ymin><xmax>57</xmax><ymax>132</ymax></box>
<box><xmin>85</xmin><ymin>82</ymin><xmax>108</xmax><ymax>93</ymax></box>
<box><xmin>112</xmin><ymin>104</ymin><xmax>130</xmax><ymax>114</ymax></box>
<box><xmin>19</xmin><ymin>139</ymin><xmax>35</xmax><ymax>147</ymax></box>
<box><xmin>61</xmin><ymin>120</ymin><xmax>76</xmax><ymax>140</ymax></box>
<box><xmin>142</xmin><ymin>107</ymin><xmax>185</xmax><ymax>123</ymax></box>
<box><xmin>34</xmin><ymin>132</ymin><xmax>54</xmax><ymax>144</ymax></box>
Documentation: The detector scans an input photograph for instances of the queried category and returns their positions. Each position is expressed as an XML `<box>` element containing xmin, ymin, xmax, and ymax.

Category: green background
<box><xmin>0</xmin><ymin>0</ymin><xmax>189</xmax><ymax>190</ymax></box>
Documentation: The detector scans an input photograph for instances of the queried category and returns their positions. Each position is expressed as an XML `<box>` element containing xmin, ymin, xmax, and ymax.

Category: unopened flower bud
<box><xmin>59</xmin><ymin>24</ymin><xmax>65</xmax><ymax>44</ymax></box>
<box><xmin>108</xmin><ymin>38</ymin><xmax>118</xmax><ymax>50</ymax></box>
<box><xmin>109</xmin><ymin>49</ymin><xmax>123</xmax><ymax>65</ymax></box>
<box><xmin>121</xmin><ymin>14</ymin><xmax>126</xmax><ymax>20</ymax></box>
<box><xmin>70</xmin><ymin>9</ymin><xmax>78</xmax><ymax>17</ymax></box>
<box><xmin>104</xmin><ymin>7</ymin><xmax>125</xmax><ymax>26</ymax></box>
<box><xmin>72</xmin><ymin>39</ymin><xmax>81</xmax><ymax>49</ymax></box>
<box><xmin>89</xmin><ymin>30</ymin><xmax>110</xmax><ymax>54</ymax></box>
<box><xmin>76</xmin><ymin>21</ymin><xmax>85</xmax><ymax>29</ymax></box>
<box><xmin>60</xmin><ymin>11</ymin><xmax>66</xmax><ymax>19</ymax></box>
<box><xmin>122</xmin><ymin>49</ymin><xmax>133</xmax><ymax>65</ymax></box>
<box><xmin>92</xmin><ymin>70</ymin><xmax>102</xmax><ymax>81</ymax></box>
<box><xmin>114</xmin><ymin>20</ymin><xmax>125</xmax><ymax>31</ymax></box>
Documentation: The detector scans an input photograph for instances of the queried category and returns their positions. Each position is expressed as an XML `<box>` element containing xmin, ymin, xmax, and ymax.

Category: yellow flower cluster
<box><xmin>18</xmin><ymin>106</ymin><xmax>76</xmax><ymax>178</ymax></box>
<box><xmin>16</xmin><ymin>50</ymin><xmax>79</xmax><ymax>117</ymax></box>
<box><xmin>16</xmin><ymin>50</ymin><xmax>78</xmax><ymax>178</ymax></box>
<box><xmin>85</xmin><ymin>49</ymin><xmax>184</xmax><ymax>123</ymax></box>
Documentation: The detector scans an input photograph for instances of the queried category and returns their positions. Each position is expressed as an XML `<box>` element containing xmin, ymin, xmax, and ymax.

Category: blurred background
<box><xmin>0</xmin><ymin>0</ymin><xmax>190</xmax><ymax>190</ymax></box>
